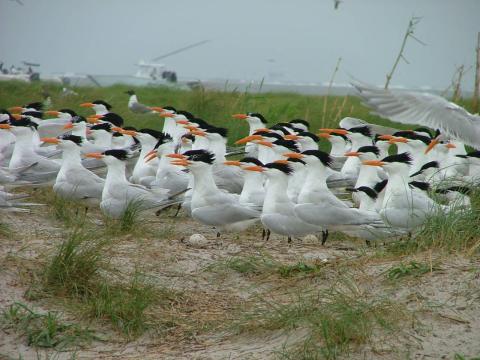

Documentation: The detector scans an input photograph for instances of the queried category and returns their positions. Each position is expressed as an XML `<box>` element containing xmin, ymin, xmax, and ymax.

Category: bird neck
<box><xmin>162</xmin><ymin>118</ymin><xmax>177</xmax><ymax>136</ymax></box>
<box><xmin>105</xmin><ymin>160</ymin><xmax>128</xmax><ymax>185</ymax></box>
<box><xmin>92</xmin><ymin>131</ymin><xmax>112</xmax><ymax>147</ymax></box>
<box><xmin>263</xmin><ymin>175</ymin><xmax>290</xmax><ymax>212</ymax></box>
<box><xmin>128</xmin><ymin>94</ymin><xmax>138</xmax><ymax>107</ymax></box>
<box><xmin>190</xmin><ymin>165</ymin><xmax>218</xmax><ymax>196</ymax></box>
<box><xmin>355</xmin><ymin>163</ymin><xmax>380</xmax><ymax>187</ymax></box>
<box><xmin>305</xmin><ymin>163</ymin><xmax>329</xmax><ymax>190</ymax></box>
<box><xmin>241</xmin><ymin>171</ymin><xmax>263</xmax><ymax>197</ymax></box>
<box><xmin>208</xmin><ymin>138</ymin><xmax>227</xmax><ymax>162</ymax></box>
<box><xmin>192</xmin><ymin>136</ymin><xmax>209</xmax><ymax>151</ymax></box>
<box><xmin>61</xmin><ymin>146</ymin><xmax>82</xmax><ymax>165</ymax></box>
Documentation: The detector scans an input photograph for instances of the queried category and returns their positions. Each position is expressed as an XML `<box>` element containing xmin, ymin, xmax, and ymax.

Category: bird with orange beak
<box><xmin>170</xmin><ymin>149</ymin><xmax>260</xmax><ymax>236</ymax></box>
<box><xmin>79</xmin><ymin>100</ymin><xmax>112</xmax><ymax>116</ymax></box>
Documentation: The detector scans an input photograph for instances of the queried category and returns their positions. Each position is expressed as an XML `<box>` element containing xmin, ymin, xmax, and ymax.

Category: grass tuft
<box><xmin>103</xmin><ymin>200</ymin><xmax>145</xmax><ymax>236</ymax></box>
<box><xmin>87</xmin><ymin>272</ymin><xmax>157</xmax><ymax>337</ymax></box>
<box><xmin>2</xmin><ymin>302</ymin><xmax>95</xmax><ymax>350</ymax></box>
<box><xmin>386</xmin><ymin>261</ymin><xmax>437</xmax><ymax>280</ymax></box>
<box><xmin>235</xmin><ymin>278</ymin><xmax>407</xmax><ymax>359</ymax></box>
<box><xmin>43</xmin><ymin>228</ymin><xmax>109</xmax><ymax>298</ymax></box>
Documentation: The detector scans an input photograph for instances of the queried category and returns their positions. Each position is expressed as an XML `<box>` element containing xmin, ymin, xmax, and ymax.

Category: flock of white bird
<box><xmin>1</xmin><ymin>82</ymin><xmax>480</xmax><ymax>244</ymax></box>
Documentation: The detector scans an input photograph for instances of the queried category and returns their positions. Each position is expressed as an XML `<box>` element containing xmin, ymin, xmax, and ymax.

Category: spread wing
<box><xmin>353</xmin><ymin>81</ymin><xmax>480</xmax><ymax>147</ymax></box>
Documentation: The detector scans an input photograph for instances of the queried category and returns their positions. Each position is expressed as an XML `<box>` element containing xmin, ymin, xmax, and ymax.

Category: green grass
<box><xmin>43</xmin><ymin>227</ymin><xmax>109</xmax><ymax>299</ymax></box>
<box><xmin>103</xmin><ymin>199</ymin><xmax>145</xmax><ymax>236</ymax></box>
<box><xmin>386</xmin><ymin>261</ymin><xmax>436</xmax><ymax>280</ymax></box>
<box><xmin>2</xmin><ymin>302</ymin><xmax>95</xmax><ymax>350</ymax></box>
<box><xmin>0</xmin><ymin>80</ymin><xmax>428</xmax><ymax>147</ymax></box>
<box><xmin>86</xmin><ymin>272</ymin><xmax>157</xmax><ymax>337</ymax></box>
<box><xmin>235</xmin><ymin>278</ymin><xmax>407</xmax><ymax>359</ymax></box>
<box><xmin>278</xmin><ymin>262</ymin><xmax>324</xmax><ymax>278</ymax></box>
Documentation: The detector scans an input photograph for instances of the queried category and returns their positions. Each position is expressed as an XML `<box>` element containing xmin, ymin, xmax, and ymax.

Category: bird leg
<box><xmin>321</xmin><ymin>230</ymin><xmax>329</xmax><ymax>245</ymax></box>
<box><xmin>173</xmin><ymin>203</ymin><xmax>182</xmax><ymax>217</ymax></box>
<box><xmin>262</xmin><ymin>228</ymin><xmax>266</xmax><ymax>240</ymax></box>
<box><xmin>288</xmin><ymin>236</ymin><xmax>292</xmax><ymax>243</ymax></box>
<box><xmin>266</xmin><ymin>229</ymin><xmax>271</xmax><ymax>241</ymax></box>
<box><xmin>217</xmin><ymin>231</ymin><xmax>221</xmax><ymax>238</ymax></box>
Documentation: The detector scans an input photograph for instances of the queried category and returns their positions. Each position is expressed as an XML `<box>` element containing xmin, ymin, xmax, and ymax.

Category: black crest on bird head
<box><xmin>264</xmin><ymin>162</ymin><xmax>293</xmax><ymax>175</ymax></box>
<box><xmin>22</xmin><ymin>110</ymin><xmax>43</xmax><ymax>119</ymax></box>
<box><xmin>123</xmin><ymin>126</ymin><xmax>138</xmax><ymax>131</ymax></box>
<box><xmin>139</xmin><ymin>128</ymin><xmax>163</xmax><ymax>139</ymax></box>
<box><xmin>183</xmin><ymin>149</ymin><xmax>215</xmax><ymax>164</ymax></box>
<box><xmin>247</xmin><ymin>112</ymin><xmax>267</xmax><ymax>124</ymax></box>
<box><xmin>191</xmin><ymin>117</ymin><xmax>209</xmax><ymax>129</ymax></box>
<box><xmin>273</xmin><ymin>138</ymin><xmax>300</xmax><ymax>152</ymax></box>
<box><xmin>24</xmin><ymin>102</ymin><xmax>43</xmax><ymax>111</ymax></box>
<box><xmin>289</xmin><ymin>118</ymin><xmax>310</xmax><ymax>129</ymax></box>
<box><xmin>269</xmin><ymin>125</ymin><xmax>290</xmax><ymax>135</ymax></box>
<box><xmin>59</xmin><ymin>109</ymin><xmax>77</xmax><ymax>117</ymax></box>
<box><xmin>90</xmin><ymin>122</ymin><xmax>112</xmax><ymax>132</ymax></box>
<box><xmin>101</xmin><ymin>112</ymin><xmax>124</xmax><ymax>127</ymax></box>
<box><xmin>382</xmin><ymin>152</ymin><xmax>412</xmax><ymax>164</ymax></box>
<box><xmin>357</xmin><ymin>145</ymin><xmax>379</xmax><ymax>156</ymax></box>
<box><xmin>374</xmin><ymin>179</ymin><xmax>388</xmax><ymax>193</ymax></box>
<box><xmin>240</xmin><ymin>157</ymin><xmax>264</xmax><ymax>167</ymax></box>
<box><xmin>104</xmin><ymin>149</ymin><xmax>130</xmax><ymax>160</ymax></box>
<box><xmin>302</xmin><ymin>149</ymin><xmax>333</xmax><ymax>167</ymax></box>
<box><xmin>287</xmin><ymin>157</ymin><xmax>306</xmax><ymax>165</ymax></box>
<box><xmin>73</xmin><ymin>115</ymin><xmax>86</xmax><ymax>123</ymax></box>
<box><xmin>413</xmin><ymin>127</ymin><xmax>433</xmax><ymax>138</ymax></box>
<box><xmin>0</xmin><ymin>109</ymin><xmax>12</xmax><ymax>116</ymax></box>
<box><xmin>355</xmin><ymin>186</ymin><xmax>378</xmax><ymax>199</ymax></box>
<box><xmin>60</xmin><ymin>134</ymin><xmax>83</xmax><ymax>145</ymax></box>
<box><xmin>162</xmin><ymin>105</ymin><xmax>177</xmax><ymax>113</ymax></box>
<box><xmin>348</xmin><ymin>126</ymin><xmax>372</xmax><ymax>138</ymax></box>
<box><xmin>298</xmin><ymin>131</ymin><xmax>319</xmax><ymax>142</ymax></box>
<box><xmin>409</xmin><ymin>181</ymin><xmax>430</xmax><ymax>191</ymax></box>
<box><xmin>177</xmin><ymin>110</ymin><xmax>195</xmax><ymax>120</ymax></box>
<box><xmin>206</xmin><ymin>126</ymin><xmax>228</xmax><ymax>138</ymax></box>
<box><xmin>125</xmin><ymin>89</ymin><xmax>135</xmax><ymax>96</ymax></box>
<box><xmin>259</xmin><ymin>131</ymin><xmax>283</xmax><ymax>141</ymax></box>
<box><xmin>330</xmin><ymin>131</ymin><xmax>348</xmax><ymax>141</ymax></box>
<box><xmin>92</xmin><ymin>100</ymin><xmax>112</xmax><ymax>110</ymax></box>
<box><xmin>153</xmin><ymin>133</ymin><xmax>173</xmax><ymax>149</ymax></box>
<box><xmin>11</xmin><ymin>117</ymin><xmax>38</xmax><ymax>129</ymax></box>
<box><xmin>420</xmin><ymin>161</ymin><xmax>439</xmax><ymax>171</ymax></box>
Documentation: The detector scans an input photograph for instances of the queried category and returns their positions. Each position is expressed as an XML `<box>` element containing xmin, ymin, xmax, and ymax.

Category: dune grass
<box><xmin>234</xmin><ymin>277</ymin><xmax>408</xmax><ymax>359</ymax></box>
<box><xmin>2</xmin><ymin>302</ymin><xmax>96</xmax><ymax>350</ymax></box>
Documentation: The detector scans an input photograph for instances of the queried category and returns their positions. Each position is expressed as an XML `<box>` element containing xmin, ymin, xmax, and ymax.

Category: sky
<box><xmin>0</xmin><ymin>0</ymin><xmax>479</xmax><ymax>90</ymax></box>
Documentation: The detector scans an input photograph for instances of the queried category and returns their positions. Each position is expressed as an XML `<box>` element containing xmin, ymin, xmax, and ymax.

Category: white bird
<box><xmin>85</xmin><ymin>149</ymin><xmax>179</xmax><ymax>219</ymax></box>
<box><xmin>354</xmin><ymin>81</ymin><xmax>480</xmax><ymax>148</ymax></box>
<box><xmin>171</xmin><ymin>150</ymin><xmax>260</xmax><ymax>234</ymax></box>
<box><xmin>126</xmin><ymin>90</ymin><xmax>156</xmax><ymax>114</ymax></box>
<box><xmin>247</xmin><ymin>161</ymin><xmax>326</xmax><ymax>242</ymax></box>
<box><xmin>42</xmin><ymin>135</ymin><xmax>104</xmax><ymax>203</ymax></box>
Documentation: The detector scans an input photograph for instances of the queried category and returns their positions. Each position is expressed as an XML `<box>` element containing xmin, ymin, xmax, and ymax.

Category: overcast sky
<box><xmin>1</xmin><ymin>0</ymin><xmax>478</xmax><ymax>89</ymax></box>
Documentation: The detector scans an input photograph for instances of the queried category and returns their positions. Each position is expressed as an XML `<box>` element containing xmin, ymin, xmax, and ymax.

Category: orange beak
<box><xmin>0</xmin><ymin>123</ymin><xmax>12</xmax><ymax>129</ymax></box>
<box><xmin>257</xmin><ymin>140</ymin><xmax>274</xmax><ymax>147</ymax></box>
<box><xmin>170</xmin><ymin>159</ymin><xmax>190</xmax><ymax>166</ymax></box>
<box><xmin>319</xmin><ymin>128</ymin><xmax>348</xmax><ymax>135</ymax></box>
<box><xmin>224</xmin><ymin>160</ymin><xmax>242</xmax><ymax>166</ymax></box>
<box><xmin>274</xmin><ymin>159</ymin><xmax>289</xmax><ymax>164</ymax></box>
<box><xmin>166</xmin><ymin>153</ymin><xmax>187</xmax><ymax>159</ymax></box>
<box><xmin>63</xmin><ymin>122</ymin><xmax>74</xmax><ymax>130</ymax></box>
<box><xmin>389</xmin><ymin>137</ymin><xmax>408</xmax><ymax>144</ymax></box>
<box><xmin>144</xmin><ymin>149</ymin><xmax>156</xmax><ymax>159</ymax></box>
<box><xmin>191</xmin><ymin>129</ymin><xmax>206</xmax><ymax>137</ymax></box>
<box><xmin>362</xmin><ymin>160</ymin><xmax>385</xmax><ymax>167</ymax></box>
<box><xmin>425</xmin><ymin>138</ymin><xmax>440</xmax><ymax>154</ymax></box>
<box><xmin>145</xmin><ymin>152</ymin><xmax>158</xmax><ymax>163</ymax></box>
<box><xmin>243</xmin><ymin>165</ymin><xmax>264</xmax><ymax>172</ymax></box>
<box><xmin>317</xmin><ymin>132</ymin><xmax>331</xmax><ymax>139</ymax></box>
<box><xmin>345</xmin><ymin>151</ymin><xmax>360</xmax><ymax>157</ymax></box>
<box><xmin>235</xmin><ymin>134</ymin><xmax>263</xmax><ymax>145</ymax></box>
<box><xmin>284</xmin><ymin>134</ymin><xmax>300</xmax><ymax>140</ymax></box>
<box><xmin>80</xmin><ymin>102</ymin><xmax>94</xmax><ymax>108</ymax></box>
<box><xmin>183</xmin><ymin>125</ymin><xmax>198</xmax><ymax>131</ymax></box>
<box><xmin>283</xmin><ymin>152</ymin><xmax>303</xmax><ymax>159</ymax></box>
<box><xmin>123</xmin><ymin>130</ymin><xmax>137</xmax><ymax>136</ymax></box>
<box><xmin>41</xmin><ymin>137</ymin><xmax>60</xmax><ymax>144</ymax></box>
<box><xmin>111</xmin><ymin>127</ymin><xmax>123</xmax><ymax>132</ymax></box>
<box><xmin>176</xmin><ymin>119</ymin><xmax>190</xmax><ymax>125</ymax></box>
<box><xmin>232</xmin><ymin>114</ymin><xmax>248</xmax><ymax>119</ymax></box>
<box><xmin>44</xmin><ymin>110</ymin><xmax>60</xmax><ymax>117</ymax></box>
<box><xmin>255</xmin><ymin>128</ymin><xmax>270</xmax><ymax>133</ymax></box>
<box><xmin>85</xmin><ymin>152</ymin><xmax>104</xmax><ymax>159</ymax></box>
<box><xmin>446</xmin><ymin>143</ymin><xmax>456</xmax><ymax>149</ymax></box>
<box><xmin>149</xmin><ymin>107</ymin><xmax>164</xmax><ymax>112</ymax></box>
<box><xmin>378</xmin><ymin>134</ymin><xmax>394</xmax><ymax>140</ymax></box>
<box><xmin>8</xmin><ymin>106</ymin><xmax>23</xmax><ymax>113</ymax></box>
<box><xmin>159</xmin><ymin>112</ymin><xmax>175</xmax><ymax>118</ymax></box>
<box><xmin>11</xmin><ymin>114</ymin><xmax>22</xmax><ymax>121</ymax></box>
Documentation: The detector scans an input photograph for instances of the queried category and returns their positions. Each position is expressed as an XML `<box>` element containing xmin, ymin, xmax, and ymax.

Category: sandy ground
<box><xmin>0</xmin><ymin>196</ymin><xmax>479</xmax><ymax>360</ymax></box>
